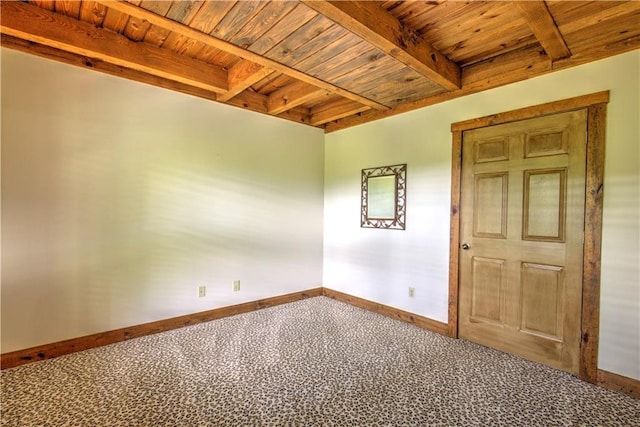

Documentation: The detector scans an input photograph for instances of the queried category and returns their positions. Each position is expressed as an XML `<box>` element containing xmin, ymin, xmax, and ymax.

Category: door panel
<box><xmin>473</xmin><ymin>173</ymin><xmax>508</xmax><ymax>238</ymax></box>
<box><xmin>459</xmin><ymin>110</ymin><xmax>587</xmax><ymax>374</ymax></box>
<box><xmin>470</xmin><ymin>256</ymin><xmax>506</xmax><ymax>325</ymax></box>
<box><xmin>475</xmin><ymin>137</ymin><xmax>510</xmax><ymax>162</ymax></box>
<box><xmin>524</xmin><ymin>127</ymin><xmax>568</xmax><ymax>158</ymax></box>
<box><xmin>523</xmin><ymin>168</ymin><xmax>566</xmax><ymax>241</ymax></box>
<box><xmin>520</xmin><ymin>262</ymin><xmax>564</xmax><ymax>340</ymax></box>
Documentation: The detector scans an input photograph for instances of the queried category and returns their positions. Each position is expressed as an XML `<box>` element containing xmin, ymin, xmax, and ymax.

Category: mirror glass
<box><xmin>361</xmin><ymin>164</ymin><xmax>406</xmax><ymax>230</ymax></box>
<box><xmin>367</xmin><ymin>175</ymin><xmax>396</xmax><ymax>218</ymax></box>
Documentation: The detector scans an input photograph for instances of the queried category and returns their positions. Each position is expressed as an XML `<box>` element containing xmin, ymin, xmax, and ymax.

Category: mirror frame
<box><xmin>361</xmin><ymin>164</ymin><xmax>407</xmax><ymax>230</ymax></box>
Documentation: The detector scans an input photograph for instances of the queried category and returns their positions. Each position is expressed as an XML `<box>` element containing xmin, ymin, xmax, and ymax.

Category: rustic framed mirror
<box><xmin>361</xmin><ymin>164</ymin><xmax>407</xmax><ymax>230</ymax></box>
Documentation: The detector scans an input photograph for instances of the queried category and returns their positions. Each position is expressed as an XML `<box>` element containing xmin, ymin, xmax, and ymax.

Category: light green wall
<box><xmin>324</xmin><ymin>50</ymin><xmax>640</xmax><ymax>380</ymax></box>
<box><xmin>1</xmin><ymin>48</ymin><xmax>325</xmax><ymax>352</ymax></box>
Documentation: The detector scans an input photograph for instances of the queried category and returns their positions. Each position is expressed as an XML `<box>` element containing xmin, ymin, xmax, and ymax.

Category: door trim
<box><xmin>448</xmin><ymin>91</ymin><xmax>609</xmax><ymax>383</ymax></box>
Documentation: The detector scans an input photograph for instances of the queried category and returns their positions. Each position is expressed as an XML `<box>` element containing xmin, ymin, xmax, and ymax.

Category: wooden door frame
<box><xmin>448</xmin><ymin>91</ymin><xmax>609</xmax><ymax>383</ymax></box>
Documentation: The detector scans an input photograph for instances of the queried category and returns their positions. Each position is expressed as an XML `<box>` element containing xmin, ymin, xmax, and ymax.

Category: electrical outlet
<box><xmin>233</xmin><ymin>280</ymin><xmax>240</xmax><ymax>292</ymax></box>
<box><xmin>408</xmin><ymin>287</ymin><xmax>415</xmax><ymax>298</ymax></box>
<box><xmin>198</xmin><ymin>286</ymin><xmax>206</xmax><ymax>298</ymax></box>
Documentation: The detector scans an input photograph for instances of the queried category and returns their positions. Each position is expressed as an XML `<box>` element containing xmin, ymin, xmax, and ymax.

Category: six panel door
<box><xmin>458</xmin><ymin>110</ymin><xmax>587</xmax><ymax>374</ymax></box>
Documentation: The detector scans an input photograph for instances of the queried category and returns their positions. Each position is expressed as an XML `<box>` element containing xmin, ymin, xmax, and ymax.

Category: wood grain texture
<box><xmin>29</xmin><ymin>0</ymin><xmax>56</xmax><ymax>10</ymax></box>
<box><xmin>123</xmin><ymin>15</ymin><xmax>152</xmax><ymax>42</ymax></box>
<box><xmin>302</xmin><ymin>37</ymin><xmax>370</xmax><ymax>78</ymax></box>
<box><xmin>11</xmin><ymin>1</ymin><xmax>637</xmax><ymax>131</ymax></box>
<box><xmin>449</xmin><ymin>92</ymin><xmax>609</xmax><ymax>383</ymax></box>
<box><xmin>101</xmin><ymin>7</ymin><xmax>131</xmax><ymax>34</ymax></box>
<box><xmin>552</xmin><ymin>1</ymin><xmax>640</xmax><ymax>37</ymax></box>
<box><xmin>301</xmin><ymin>0</ymin><xmax>461</xmax><ymax>90</ymax></box>
<box><xmin>78</xmin><ymin>1</ymin><xmax>107</xmax><ymax>27</ymax></box>
<box><xmin>448</xmin><ymin>130</ymin><xmax>463</xmax><ymax>338</ymax></box>
<box><xmin>1</xmin><ymin>329</ymin><xmax>127</xmax><ymax>370</ymax></box>
<box><xmin>580</xmin><ymin>102</ymin><xmax>607</xmax><ymax>384</ymax></box>
<box><xmin>188</xmin><ymin>0</ymin><xmax>236</xmax><ymax>34</ymax></box>
<box><xmin>94</xmin><ymin>0</ymin><xmax>387</xmax><ymax>111</ymax></box>
<box><xmin>0</xmin><ymin>1</ymin><xmax>229</xmax><ymax>93</ymax></box>
<box><xmin>597</xmin><ymin>370</ymin><xmax>640</xmax><ymax>399</ymax></box>
<box><xmin>451</xmin><ymin>91</ymin><xmax>610</xmax><ymax>132</ymax></box>
<box><xmin>227</xmin><ymin>1</ymin><xmax>298</xmax><ymax>49</ymax></box>
<box><xmin>457</xmin><ymin>111</ymin><xmax>587</xmax><ymax>375</ymax></box>
<box><xmin>264</xmin><ymin>14</ymin><xmax>336</xmax><ymax>66</ymax></box>
<box><xmin>1</xmin><ymin>288</ymin><xmax>323</xmax><ymax>370</ymax></box>
<box><xmin>513</xmin><ymin>0</ymin><xmax>571</xmax><ymax>60</ymax></box>
<box><xmin>322</xmin><ymin>32</ymin><xmax>621</xmax><ymax>133</ymax></box>
<box><xmin>290</xmin><ymin>32</ymin><xmax>363</xmax><ymax>76</ymax></box>
<box><xmin>218</xmin><ymin>60</ymin><xmax>274</xmax><ymax>102</ymax></box>
<box><xmin>322</xmin><ymin>288</ymin><xmax>448</xmax><ymax>336</ymax></box>
<box><xmin>54</xmin><ymin>0</ymin><xmax>81</xmax><ymax>19</ymax></box>
<box><xmin>137</xmin><ymin>2</ymin><xmax>174</xmax><ymax>47</ymax></box>
<box><xmin>249</xmin><ymin>3</ymin><xmax>320</xmax><ymax>56</ymax></box>
<box><xmin>164</xmin><ymin>0</ymin><xmax>205</xmax><ymax>24</ymax></box>
<box><xmin>268</xmin><ymin>81</ymin><xmax>329</xmax><ymax>115</ymax></box>
<box><xmin>426</xmin><ymin>2</ymin><xmax>534</xmax><ymax>67</ymax></box>
<box><xmin>212</xmin><ymin>1</ymin><xmax>269</xmax><ymax>42</ymax></box>
<box><xmin>310</xmin><ymin>99</ymin><xmax>370</xmax><ymax>126</ymax></box>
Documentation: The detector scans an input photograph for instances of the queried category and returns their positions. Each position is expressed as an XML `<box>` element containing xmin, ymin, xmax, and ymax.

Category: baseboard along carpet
<box><xmin>1</xmin><ymin>296</ymin><xmax>638</xmax><ymax>426</ymax></box>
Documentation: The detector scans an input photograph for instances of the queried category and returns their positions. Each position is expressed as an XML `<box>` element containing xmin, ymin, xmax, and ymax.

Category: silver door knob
<box><xmin>461</xmin><ymin>243</ymin><xmax>470</xmax><ymax>250</ymax></box>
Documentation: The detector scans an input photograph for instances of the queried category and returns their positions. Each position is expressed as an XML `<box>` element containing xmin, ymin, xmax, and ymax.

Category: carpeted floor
<box><xmin>1</xmin><ymin>296</ymin><xmax>638</xmax><ymax>426</ymax></box>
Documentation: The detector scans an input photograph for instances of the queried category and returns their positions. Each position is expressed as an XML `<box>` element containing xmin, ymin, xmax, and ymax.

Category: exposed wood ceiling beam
<box><xmin>268</xmin><ymin>81</ymin><xmax>330</xmax><ymax>115</ymax></box>
<box><xmin>0</xmin><ymin>1</ymin><xmax>229</xmax><ymax>94</ymax></box>
<box><xmin>301</xmin><ymin>0</ymin><xmax>461</xmax><ymax>91</ymax></box>
<box><xmin>218</xmin><ymin>61</ymin><xmax>274</xmax><ymax>102</ymax></box>
<box><xmin>93</xmin><ymin>0</ymin><xmax>388</xmax><ymax>111</ymax></box>
<box><xmin>0</xmin><ymin>34</ymin><xmax>315</xmax><ymax>128</ymax></box>
<box><xmin>310</xmin><ymin>99</ymin><xmax>371</xmax><ymax>126</ymax></box>
<box><xmin>324</xmin><ymin>32</ymin><xmax>639</xmax><ymax>132</ymax></box>
<box><xmin>513</xmin><ymin>0</ymin><xmax>571</xmax><ymax>61</ymax></box>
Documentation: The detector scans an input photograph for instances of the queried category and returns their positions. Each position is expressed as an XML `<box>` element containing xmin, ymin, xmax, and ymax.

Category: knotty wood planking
<box><xmin>212</xmin><ymin>0</ymin><xmax>270</xmax><ymax>42</ymax></box>
<box><xmin>5</xmin><ymin>1</ymin><xmax>639</xmax><ymax>130</ymax></box>
<box><xmin>271</xmin><ymin>22</ymin><xmax>346</xmax><ymax>69</ymax></box>
<box><xmin>324</xmin><ymin>37</ymin><xmax>630</xmax><ymax>132</ymax></box>
<box><xmin>302</xmin><ymin>0</ymin><xmax>461</xmax><ymax>90</ymax></box>
<box><xmin>227</xmin><ymin>0</ymin><xmax>298</xmax><ymax>49</ymax></box>
<box><xmin>94</xmin><ymin>0</ymin><xmax>387</xmax><ymax>111</ymax></box>
<box><xmin>187</xmin><ymin>0</ymin><xmax>236</xmax><ymax>35</ymax></box>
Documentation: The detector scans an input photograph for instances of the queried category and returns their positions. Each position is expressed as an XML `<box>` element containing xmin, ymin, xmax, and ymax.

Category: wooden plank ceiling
<box><xmin>1</xmin><ymin>1</ymin><xmax>639</xmax><ymax>132</ymax></box>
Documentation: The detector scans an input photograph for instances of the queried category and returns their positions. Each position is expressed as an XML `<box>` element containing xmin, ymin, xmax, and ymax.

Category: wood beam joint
<box><xmin>310</xmin><ymin>99</ymin><xmax>370</xmax><ymax>126</ymax></box>
<box><xmin>268</xmin><ymin>81</ymin><xmax>329</xmax><ymax>115</ymax></box>
<box><xmin>513</xmin><ymin>0</ymin><xmax>571</xmax><ymax>61</ymax></box>
<box><xmin>218</xmin><ymin>60</ymin><xmax>274</xmax><ymax>102</ymax></box>
<box><xmin>302</xmin><ymin>0</ymin><xmax>461</xmax><ymax>90</ymax></box>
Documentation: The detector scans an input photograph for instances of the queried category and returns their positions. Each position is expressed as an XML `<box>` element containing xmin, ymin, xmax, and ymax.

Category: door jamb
<box><xmin>448</xmin><ymin>91</ymin><xmax>609</xmax><ymax>383</ymax></box>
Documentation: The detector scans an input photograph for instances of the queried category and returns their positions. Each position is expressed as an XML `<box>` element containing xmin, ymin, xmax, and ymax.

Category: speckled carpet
<box><xmin>1</xmin><ymin>296</ymin><xmax>638</xmax><ymax>426</ymax></box>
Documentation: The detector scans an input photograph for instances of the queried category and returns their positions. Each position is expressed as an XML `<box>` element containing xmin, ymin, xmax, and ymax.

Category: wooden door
<box><xmin>458</xmin><ymin>110</ymin><xmax>587</xmax><ymax>374</ymax></box>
